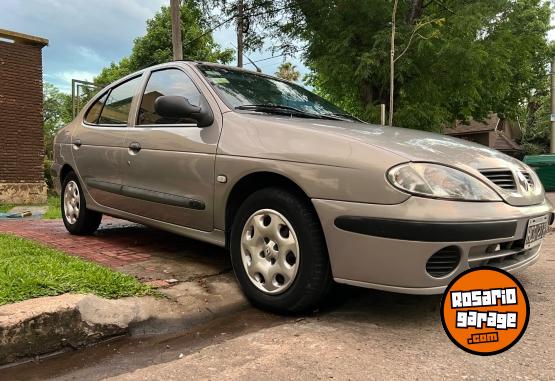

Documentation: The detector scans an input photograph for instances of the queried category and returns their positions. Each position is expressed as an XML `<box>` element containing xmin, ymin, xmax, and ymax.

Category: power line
<box><xmin>244</xmin><ymin>54</ymin><xmax>287</xmax><ymax>65</ymax></box>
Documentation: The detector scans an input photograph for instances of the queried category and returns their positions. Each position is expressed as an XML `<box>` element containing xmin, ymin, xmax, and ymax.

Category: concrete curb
<box><xmin>0</xmin><ymin>276</ymin><xmax>248</xmax><ymax>365</ymax></box>
<box><xmin>0</xmin><ymin>295</ymin><xmax>126</xmax><ymax>365</ymax></box>
<box><xmin>132</xmin><ymin>273</ymin><xmax>249</xmax><ymax>335</ymax></box>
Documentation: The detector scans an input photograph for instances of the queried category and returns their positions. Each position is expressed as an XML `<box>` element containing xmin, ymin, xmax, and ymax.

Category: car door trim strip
<box><xmin>86</xmin><ymin>179</ymin><xmax>205</xmax><ymax>210</ymax></box>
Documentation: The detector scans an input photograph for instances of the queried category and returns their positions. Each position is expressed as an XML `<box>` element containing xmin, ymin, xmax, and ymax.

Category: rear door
<box><xmin>71</xmin><ymin>75</ymin><xmax>143</xmax><ymax>210</ymax></box>
<box><xmin>119</xmin><ymin>66</ymin><xmax>221</xmax><ymax>231</ymax></box>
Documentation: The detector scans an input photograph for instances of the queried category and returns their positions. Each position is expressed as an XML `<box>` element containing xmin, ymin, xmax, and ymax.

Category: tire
<box><xmin>61</xmin><ymin>171</ymin><xmax>102</xmax><ymax>235</ymax></box>
<box><xmin>230</xmin><ymin>187</ymin><xmax>333</xmax><ymax>313</ymax></box>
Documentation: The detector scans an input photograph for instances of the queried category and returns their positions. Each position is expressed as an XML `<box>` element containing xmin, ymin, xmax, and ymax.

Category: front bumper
<box><xmin>313</xmin><ymin>196</ymin><xmax>553</xmax><ymax>295</ymax></box>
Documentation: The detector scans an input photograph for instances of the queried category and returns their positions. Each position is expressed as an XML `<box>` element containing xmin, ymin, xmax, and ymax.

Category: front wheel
<box><xmin>61</xmin><ymin>172</ymin><xmax>102</xmax><ymax>235</ymax></box>
<box><xmin>230</xmin><ymin>188</ymin><xmax>332</xmax><ymax>313</ymax></box>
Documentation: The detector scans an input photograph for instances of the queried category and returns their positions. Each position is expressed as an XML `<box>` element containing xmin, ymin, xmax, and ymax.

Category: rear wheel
<box><xmin>61</xmin><ymin>172</ymin><xmax>102</xmax><ymax>235</ymax></box>
<box><xmin>230</xmin><ymin>187</ymin><xmax>332</xmax><ymax>313</ymax></box>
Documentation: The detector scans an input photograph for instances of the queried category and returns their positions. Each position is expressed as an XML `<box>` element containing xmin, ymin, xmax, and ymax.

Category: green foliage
<box><xmin>197</xmin><ymin>0</ymin><xmax>283</xmax><ymax>52</ymax></box>
<box><xmin>0</xmin><ymin>204</ymin><xmax>14</xmax><ymax>213</ymax></box>
<box><xmin>44</xmin><ymin>157</ymin><xmax>53</xmax><ymax>189</ymax></box>
<box><xmin>518</xmin><ymin>92</ymin><xmax>552</xmax><ymax>155</ymax></box>
<box><xmin>43</xmin><ymin>83</ymin><xmax>72</xmax><ymax>159</ymax></box>
<box><xmin>277</xmin><ymin>0</ymin><xmax>553</xmax><ymax>132</ymax></box>
<box><xmin>95</xmin><ymin>1</ymin><xmax>234</xmax><ymax>84</ymax></box>
<box><xmin>0</xmin><ymin>234</ymin><xmax>151</xmax><ymax>305</ymax></box>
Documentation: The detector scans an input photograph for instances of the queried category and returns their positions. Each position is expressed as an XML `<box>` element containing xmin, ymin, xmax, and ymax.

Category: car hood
<box><xmin>221</xmin><ymin>113</ymin><xmax>545</xmax><ymax>206</ymax></box>
<box><xmin>304</xmin><ymin>120</ymin><xmax>513</xmax><ymax>165</ymax></box>
<box><xmin>297</xmin><ymin>119</ymin><xmax>545</xmax><ymax>206</ymax></box>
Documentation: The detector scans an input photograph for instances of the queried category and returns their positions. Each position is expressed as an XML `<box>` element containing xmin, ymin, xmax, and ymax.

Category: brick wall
<box><xmin>0</xmin><ymin>40</ymin><xmax>45</xmax><ymax>184</ymax></box>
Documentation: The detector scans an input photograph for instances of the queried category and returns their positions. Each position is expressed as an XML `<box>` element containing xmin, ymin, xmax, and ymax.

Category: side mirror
<box><xmin>154</xmin><ymin>95</ymin><xmax>213</xmax><ymax>127</ymax></box>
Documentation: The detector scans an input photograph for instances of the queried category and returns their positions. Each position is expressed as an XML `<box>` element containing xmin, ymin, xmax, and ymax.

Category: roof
<box><xmin>492</xmin><ymin>131</ymin><xmax>521</xmax><ymax>152</ymax></box>
<box><xmin>444</xmin><ymin>114</ymin><xmax>500</xmax><ymax>135</ymax></box>
<box><xmin>0</xmin><ymin>28</ymin><xmax>48</xmax><ymax>47</ymax></box>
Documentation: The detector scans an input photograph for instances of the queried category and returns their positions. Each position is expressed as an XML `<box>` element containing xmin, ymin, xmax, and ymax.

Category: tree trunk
<box><xmin>389</xmin><ymin>0</ymin><xmax>398</xmax><ymax>127</ymax></box>
<box><xmin>407</xmin><ymin>0</ymin><xmax>424</xmax><ymax>24</ymax></box>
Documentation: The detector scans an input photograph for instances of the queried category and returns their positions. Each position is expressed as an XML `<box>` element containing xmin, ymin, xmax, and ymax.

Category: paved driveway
<box><xmin>0</xmin><ymin>218</ymin><xmax>231</xmax><ymax>287</ymax></box>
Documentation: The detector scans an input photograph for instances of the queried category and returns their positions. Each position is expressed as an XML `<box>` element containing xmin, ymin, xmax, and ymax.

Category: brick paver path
<box><xmin>0</xmin><ymin>217</ymin><xmax>187</xmax><ymax>268</ymax></box>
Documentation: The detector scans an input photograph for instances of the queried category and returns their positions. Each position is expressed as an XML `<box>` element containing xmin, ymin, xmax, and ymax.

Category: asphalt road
<box><xmin>4</xmin><ymin>233</ymin><xmax>555</xmax><ymax>381</ymax></box>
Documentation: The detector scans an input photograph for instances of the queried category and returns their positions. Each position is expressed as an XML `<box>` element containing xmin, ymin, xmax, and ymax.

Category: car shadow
<box><xmin>94</xmin><ymin>219</ymin><xmax>442</xmax><ymax>327</ymax></box>
<box><xmin>316</xmin><ymin>283</ymin><xmax>443</xmax><ymax>328</ymax></box>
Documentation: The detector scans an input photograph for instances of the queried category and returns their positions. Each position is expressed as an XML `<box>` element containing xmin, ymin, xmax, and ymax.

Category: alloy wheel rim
<box><xmin>64</xmin><ymin>181</ymin><xmax>80</xmax><ymax>224</ymax></box>
<box><xmin>240</xmin><ymin>209</ymin><xmax>300</xmax><ymax>295</ymax></box>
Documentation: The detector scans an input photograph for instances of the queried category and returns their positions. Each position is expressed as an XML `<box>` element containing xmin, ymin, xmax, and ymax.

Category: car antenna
<box><xmin>244</xmin><ymin>53</ymin><xmax>262</xmax><ymax>73</ymax></box>
<box><xmin>230</xmin><ymin>43</ymin><xmax>262</xmax><ymax>72</ymax></box>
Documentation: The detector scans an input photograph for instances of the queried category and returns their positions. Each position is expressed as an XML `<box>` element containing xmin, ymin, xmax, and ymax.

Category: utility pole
<box><xmin>389</xmin><ymin>0</ymin><xmax>399</xmax><ymax>127</ymax></box>
<box><xmin>171</xmin><ymin>0</ymin><xmax>183</xmax><ymax>61</ymax></box>
<box><xmin>236</xmin><ymin>0</ymin><xmax>244</xmax><ymax>67</ymax></box>
<box><xmin>551</xmin><ymin>58</ymin><xmax>555</xmax><ymax>153</ymax></box>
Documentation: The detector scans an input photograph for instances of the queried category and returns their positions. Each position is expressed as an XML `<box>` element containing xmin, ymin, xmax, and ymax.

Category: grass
<box><xmin>42</xmin><ymin>194</ymin><xmax>62</xmax><ymax>219</ymax></box>
<box><xmin>0</xmin><ymin>234</ymin><xmax>152</xmax><ymax>305</ymax></box>
<box><xmin>0</xmin><ymin>204</ymin><xmax>15</xmax><ymax>213</ymax></box>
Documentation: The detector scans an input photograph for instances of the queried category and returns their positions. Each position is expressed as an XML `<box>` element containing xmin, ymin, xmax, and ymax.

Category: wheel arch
<box><xmin>60</xmin><ymin>164</ymin><xmax>75</xmax><ymax>183</ymax></box>
<box><xmin>224</xmin><ymin>171</ymin><xmax>315</xmax><ymax>247</ymax></box>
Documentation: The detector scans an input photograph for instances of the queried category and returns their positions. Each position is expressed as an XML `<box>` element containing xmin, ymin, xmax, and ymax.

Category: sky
<box><xmin>1</xmin><ymin>1</ymin><xmax>553</xmax><ymax>93</ymax></box>
<box><xmin>0</xmin><ymin>0</ymin><xmax>308</xmax><ymax>93</ymax></box>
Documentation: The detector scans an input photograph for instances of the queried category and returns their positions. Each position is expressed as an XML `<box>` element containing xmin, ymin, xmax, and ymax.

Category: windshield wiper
<box><xmin>235</xmin><ymin>104</ymin><xmax>342</xmax><ymax>120</ymax></box>
<box><xmin>322</xmin><ymin>112</ymin><xmax>364</xmax><ymax>123</ymax></box>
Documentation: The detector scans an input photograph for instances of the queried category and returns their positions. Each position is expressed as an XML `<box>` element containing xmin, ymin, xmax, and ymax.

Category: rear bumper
<box><xmin>313</xmin><ymin>197</ymin><xmax>553</xmax><ymax>295</ymax></box>
<box><xmin>50</xmin><ymin>162</ymin><xmax>62</xmax><ymax>195</ymax></box>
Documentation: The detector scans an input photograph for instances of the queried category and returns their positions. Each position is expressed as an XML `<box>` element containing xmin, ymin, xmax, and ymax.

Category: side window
<box><xmin>138</xmin><ymin>69</ymin><xmax>201</xmax><ymax>125</ymax></box>
<box><xmin>84</xmin><ymin>92</ymin><xmax>108</xmax><ymax>124</ymax></box>
<box><xmin>98</xmin><ymin>76</ymin><xmax>142</xmax><ymax>125</ymax></box>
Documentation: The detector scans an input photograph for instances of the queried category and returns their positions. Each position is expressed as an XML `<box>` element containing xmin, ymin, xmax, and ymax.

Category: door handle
<box><xmin>73</xmin><ymin>139</ymin><xmax>82</xmax><ymax>149</ymax></box>
<box><xmin>128</xmin><ymin>142</ymin><xmax>141</xmax><ymax>153</ymax></box>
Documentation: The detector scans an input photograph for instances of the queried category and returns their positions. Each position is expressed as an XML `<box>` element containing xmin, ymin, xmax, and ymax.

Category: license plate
<box><xmin>524</xmin><ymin>215</ymin><xmax>550</xmax><ymax>249</ymax></box>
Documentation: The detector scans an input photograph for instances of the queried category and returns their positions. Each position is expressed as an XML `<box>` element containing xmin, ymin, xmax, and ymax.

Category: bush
<box><xmin>44</xmin><ymin>157</ymin><xmax>53</xmax><ymax>189</ymax></box>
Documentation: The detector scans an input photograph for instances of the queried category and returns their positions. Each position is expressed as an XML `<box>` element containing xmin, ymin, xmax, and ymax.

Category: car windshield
<box><xmin>197</xmin><ymin>65</ymin><xmax>353</xmax><ymax>119</ymax></box>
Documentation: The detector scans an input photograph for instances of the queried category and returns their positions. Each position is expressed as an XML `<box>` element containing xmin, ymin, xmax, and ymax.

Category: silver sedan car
<box><xmin>52</xmin><ymin>61</ymin><xmax>553</xmax><ymax>312</ymax></box>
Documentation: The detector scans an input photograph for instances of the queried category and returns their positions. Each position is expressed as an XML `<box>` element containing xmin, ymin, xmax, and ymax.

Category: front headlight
<box><xmin>387</xmin><ymin>163</ymin><xmax>501</xmax><ymax>201</ymax></box>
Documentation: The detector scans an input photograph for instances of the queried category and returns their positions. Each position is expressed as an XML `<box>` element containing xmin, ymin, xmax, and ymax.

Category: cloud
<box><xmin>0</xmin><ymin>0</ymin><xmax>310</xmax><ymax>92</ymax></box>
<box><xmin>0</xmin><ymin>0</ymin><xmax>166</xmax><ymax>91</ymax></box>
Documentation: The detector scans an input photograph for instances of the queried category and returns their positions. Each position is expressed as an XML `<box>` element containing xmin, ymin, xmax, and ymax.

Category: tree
<box><xmin>274</xmin><ymin>0</ymin><xmax>553</xmax><ymax>132</ymax></box>
<box><xmin>275</xmin><ymin>62</ymin><xmax>300</xmax><ymax>81</ymax></box>
<box><xmin>518</xmin><ymin>79</ymin><xmax>552</xmax><ymax>155</ymax></box>
<box><xmin>43</xmin><ymin>83</ymin><xmax>72</xmax><ymax>159</ymax></box>
<box><xmin>197</xmin><ymin>0</ymin><xmax>283</xmax><ymax>64</ymax></box>
<box><xmin>43</xmin><ymin>82</ymin><xmax>73</xmax><ymax>187</ymax></box>
<box><xmin>95</xmin><ymin>0</ymin><xmax>234</xmax><ymax>84</ymax></box>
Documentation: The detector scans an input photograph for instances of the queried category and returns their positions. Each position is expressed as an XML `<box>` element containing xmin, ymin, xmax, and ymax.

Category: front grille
<box><xmin>479</xmin><ymin>169</ymin><xmax>516</xmax><ymax>191</ymax></box>
<box><xmin>468</xmin><ymin>238</ymin><xmax>540</xmax><ymax>269</ymax></box>
<box><xmin>426</xmin><ymin>246</ymin><xmax>461</xmax><ymax>278</ymax></box>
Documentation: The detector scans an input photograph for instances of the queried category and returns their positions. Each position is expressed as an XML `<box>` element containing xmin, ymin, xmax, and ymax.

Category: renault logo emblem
<box><xmin>516</xmin><ymin>171</ymin><xmax>530</xmax><ymax>192</ymax></box>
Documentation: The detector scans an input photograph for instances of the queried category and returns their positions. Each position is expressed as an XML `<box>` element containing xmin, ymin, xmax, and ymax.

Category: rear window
<box><xmin>84</xmin><ymin>92</ymin><xmax>108</xmax><ymax>124</ymax></box>
<box><xmin>97</xmin><ymin>76</ymin><xmax>142</xmax><ymax>125</ymax></box>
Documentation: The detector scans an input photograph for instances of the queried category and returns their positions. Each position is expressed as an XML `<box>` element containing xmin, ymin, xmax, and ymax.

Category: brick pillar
<box><xmin>0</xmin><ymin>30</ymin><xmax>49</xmax><ymax>204</ymax></box>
